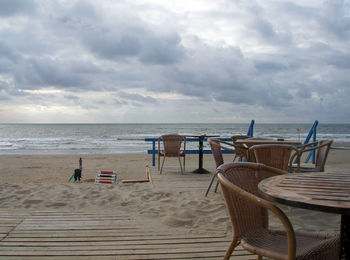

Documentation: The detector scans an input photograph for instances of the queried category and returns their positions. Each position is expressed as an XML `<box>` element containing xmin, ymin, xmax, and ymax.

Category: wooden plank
<box><xmin>0</xmin><ymin>241</ymin><xmax>229</xmax><ymax>250</ymax></box>
<box><xmin>0</xmin><ymin>227</ymin><xmax>14</xmax><ymax>233</ymax></box>
<box><xmin>0</xmin><ymin>237</ymin><xmax>229</xmax><ymax>246</ymax></box>
<box><xmin>3</xmin><ymin>235</ymin><xmax>226</xmax><ymax>242</ymax></box>
<box><xmin>0</xmin><ymin>249</ymin><xmax>255</xmax><ymax>260</ymax></box>
<box><xmin>5</xmin><ymin>231</ymin><xmax>226</xmax><ymax>238</ymax></box>
<box><xmin>0</xmin><ymin>245</ymin><xmax>228</xmax><ymax>255</ymax></box>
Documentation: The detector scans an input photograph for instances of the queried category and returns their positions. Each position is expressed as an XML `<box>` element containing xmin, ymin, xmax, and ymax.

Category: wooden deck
<box><xmin>0</xmin><ymin>167</ymin><xmax>255</xmax><ymax>259</ymax></box>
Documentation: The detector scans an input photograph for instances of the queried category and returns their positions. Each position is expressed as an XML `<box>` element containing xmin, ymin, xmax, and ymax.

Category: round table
<box><xmin>258</xmin><ymin>171</ymin><xmax>350</xmax><ymax>259</ymax></box>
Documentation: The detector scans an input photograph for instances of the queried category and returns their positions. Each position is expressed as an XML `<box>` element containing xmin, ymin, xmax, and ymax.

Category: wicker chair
<box><xmin>249</xmin><ymin>144</ymin><xmax>299</xmax><ymax>172</ymax></box>
<box><xmin>290</xmin><ymin>140</ymin><xmax>333</xmax><ymax>173</ymax></box>
<box><xmin>230</xmin><ymin>135</ymin><xmax>251</xmax><ymax>161</ymax></box>
<box><xmin>217</xmin><ymin>162</ymin><xmax>340</xmax><ymax>260</ymax></box>
<box><xmin>158</xmin><ymin>134</ymin><xmax>186</xmax><ymax>174</ymax></box>
<box><xmin>205</xmin><ymin>139</ymin><xmax>236</xmax><ymax>196</ymax></box>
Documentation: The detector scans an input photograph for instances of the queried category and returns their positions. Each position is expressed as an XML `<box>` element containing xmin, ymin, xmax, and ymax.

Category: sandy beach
<box><xmin>0</xmin><ymin>146</ymin><xmax>349</xmax><ymax>257</ymax></box>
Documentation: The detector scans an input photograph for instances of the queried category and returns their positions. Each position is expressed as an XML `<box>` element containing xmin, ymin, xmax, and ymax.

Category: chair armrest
<box><xmin>208</xmin><ymin>139</ymin><xmax>236</xmax><ymax>153</ymax></box>
<box><xmin>296</xmin><ymin>141</ymin><xmax>318</xmax><ymax>149</ymax></box>
<box><xmin>298</xmin><ymin>141</ymin><xmax>330</xmax><ymax>154</ymax></box>
<box><xmin>289</xmin><ymin>150</ymin><xmax>301</xmax><ymax>172</ymax></box>
<box><xmin>217</xmin><ymin>140</ymin><xmax>235</xmax><ymax>147</ymax></box>
<box><xmin>220</xmin><ymin>146</ymin><xmax>236</xmax><ymax>153</ymax></box>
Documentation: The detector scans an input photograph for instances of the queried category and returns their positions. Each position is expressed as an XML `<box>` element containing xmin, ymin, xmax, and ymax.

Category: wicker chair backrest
<box><xmin>249</xmin><ymin>144</ymin><xmax>297</xmax><ymax>171</ymax></box>
<box><xmin>161</xmin><ymin>134</ymin><xmax>184</xmax><ymax>156</ymax></box>
<box><xmin>217</xmin><ymin>162</ymin><xmax>287</xmax><ymax>238</ymax></box>
<box><xmin>315</xmin><ymin>140</ymin><xmax>333</xmax><ymax>172</ymax></box>
<box><xmin>208</xmin><ymin>139</ymin><xmax>224</xmax><ymax>168</ymax></box>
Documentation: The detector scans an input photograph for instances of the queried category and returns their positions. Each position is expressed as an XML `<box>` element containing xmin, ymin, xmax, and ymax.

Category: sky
<box><xmin>0</xmin><ymin>0</ymin><xmax>349</xmax><ymax>123</ymax></box>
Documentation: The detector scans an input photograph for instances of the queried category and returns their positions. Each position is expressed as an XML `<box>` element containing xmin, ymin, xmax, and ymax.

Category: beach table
<box><xmin>258</xmin><ymin>171</ymin><xmax>350</xmax><ymax>260</ymax></box>
<box><xmin>185</xmin><ymin>134</ymin><xmax>219</xmax><ymax>174</ymax></box>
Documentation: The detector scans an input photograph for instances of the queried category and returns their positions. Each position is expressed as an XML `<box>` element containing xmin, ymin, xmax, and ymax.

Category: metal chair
<box><xmin>217</xmin><ymin>162</ymin><xmax>340</xmax><ymax>260</ymax></box>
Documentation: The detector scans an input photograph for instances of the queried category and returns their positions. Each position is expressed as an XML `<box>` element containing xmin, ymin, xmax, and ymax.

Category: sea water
<box><xmin>0</xmin><ymin>123</ymin><xmax>349</xmax><ymax>155</ymax></box>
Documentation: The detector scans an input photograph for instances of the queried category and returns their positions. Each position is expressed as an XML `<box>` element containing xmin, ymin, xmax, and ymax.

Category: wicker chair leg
<box><xmin>158</xmin><ymin>155</ymin><xmax>160</xmax><ymax>171</ymax></box>
<box><xmin>223</xmin><ymin>237</ymin><xmax>239</xmax><ymax>260</ymax></box>
<box><xmin>160</xmin><ymin>157</ymin><xmax>166</xmax><ymax>174</ymax></box>
<box><xmin>214</xmin><ymin>180</ymin><xmax>219</xmax><ymax>193</ymax></box>
<box><xmin>178</xmin><ymin>157</ymin><xmax>184</xmax><ymax>174</ymax></box>
<box><xmin>183</xmin><ymin>157</ymin><xmax>185</xmax><ymax>172</ymax></box>
<box><xmin>205</xmin><ymin>174</ymin><xmax>216</xmax><ymax>197</ymax></box>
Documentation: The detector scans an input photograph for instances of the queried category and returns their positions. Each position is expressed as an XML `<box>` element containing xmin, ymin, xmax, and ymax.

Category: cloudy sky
<box><xmin>0</xmin><ymin>0</ymin><xmax>349</xmax><ymax>123</ymax></box>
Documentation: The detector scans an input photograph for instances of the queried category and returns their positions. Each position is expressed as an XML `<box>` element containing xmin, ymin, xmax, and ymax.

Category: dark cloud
<box><xmin>254</xmin><ymin>61</ymin><xmax>286</xmax><ymax>72</ymax></box>
<box><xmin>50</xmin><ymin>1</ymin><xmax>185</xmax><ymax>65</ymax></box>
<box><xmin>118</xmin><ymin>91</ymin><xmax>157</xmax><ymax>104</ymax></box>
<box><xmin>114</xmin><ymin>99</ymin><xmax>128</xmax><ymax>106</ymax></box>
<box><xmin>318</xmin><ymin>0</ymin><xmax>350</xmax><ymax>40</ymax></box>
<box><xmin>84</xmin><ymin>30</ymin><xmax>141</xmax><ymax>59</ymax></box>
<box><xmin>64</xmin><ymin>95</ymin><xmax>79</xmax><ymax>100</ymax></box>
<box><xmin>0</xmin><ymin>42</ymin><xmax>19</xmax><ymax>61</ymax></box>
<box><xmin>328</xmin><ymin>53</ymin><xmax>350</xmax><ymax>69</ymax></box>
<box><xmin>13</xmin><ymin>57</ymin><xmax>88</xmax><ymax>89</ymax></box>
<box><xmin>0</xmin><ymin>0</ymin><xmax>36</xmax><ymax>16</ymax></box>
<box><xmin>139</xmin><ymin>32</ymin><xmax>185</xmax><ymax>64</ymax></box>
<box><xmin>80</xmin><ymin>24</ymin><xmax>185</xmax><ymax>64</ymax></box>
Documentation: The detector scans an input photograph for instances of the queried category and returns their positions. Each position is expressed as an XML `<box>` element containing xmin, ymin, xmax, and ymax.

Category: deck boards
<box><xmin>0</xmin><ymin>212</ymin><xmax>254</xmax><ymax>259</ymax></box>
<box><xmin>0</xmin><ymin>168</ymin><xmax>256</xmax><ymax>259</ymax></box>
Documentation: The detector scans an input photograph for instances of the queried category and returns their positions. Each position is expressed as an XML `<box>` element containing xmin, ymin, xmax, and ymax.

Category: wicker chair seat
<box><xmin>242</xmin><ymin>229</ymin><xmax>339</xmax><ymax>260</ymax></box>
<box><xmin>159</xmin><ymin>150</ymin><xmax>186</xmax><ymax>157</ymax></box>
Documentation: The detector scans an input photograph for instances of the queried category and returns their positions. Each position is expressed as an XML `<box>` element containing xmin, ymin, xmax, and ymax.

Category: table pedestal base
<box><xmin>192</xmin><ymin>168</ymin><xmax>210</xmax><ymax>174</ymax></box>
<box><xmin>340</xmin><ymin>215</ymin><xmax>350</xmax><ymax>260</ymax></box>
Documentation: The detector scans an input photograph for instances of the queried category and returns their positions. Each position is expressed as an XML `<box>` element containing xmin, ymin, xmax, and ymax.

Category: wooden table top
<box><xmin>259</xmin><ymin>172</ymin><xmax>350</xmax><ymax>215</ymax></box>
<box><xmin>235</xmin><ymin>139</ymin><xmax>301</xmax><ymax>146</ymax></box>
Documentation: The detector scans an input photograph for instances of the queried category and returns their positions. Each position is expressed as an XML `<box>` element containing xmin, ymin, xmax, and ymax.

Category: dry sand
<box><xmin>0</xmin><ymin>147</ymin><xmax>349</xmax><ymax>236</ymax></box>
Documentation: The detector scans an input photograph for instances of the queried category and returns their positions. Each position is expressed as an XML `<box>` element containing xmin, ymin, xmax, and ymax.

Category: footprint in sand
<box><xmin>162</xmin><ymin>215</ymin><xmax>194</xmax><ymax>227</ymax></box>
<box><xmin>16</xmin><ymin>189</ymin><xmax>32</xmax><ymax>195</ymax></box>
<box><xmin>46</xmin><ymin>202</ymin><xmax>67</xmax><ymax>208</ymax></box>
<box><xmin>23</xmin><ymin>199</ymin><xmax>43</xmax><ymax>205</ymax></box>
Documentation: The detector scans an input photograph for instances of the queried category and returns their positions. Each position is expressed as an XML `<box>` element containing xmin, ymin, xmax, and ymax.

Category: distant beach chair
<box><xmin>290</xmin><ymin>140</ymin><xmax>333</xmax><ymax>172</ymax></box>
<box><xmin>249</xmin><ymin>144</ymin><xmax>299</xmax><ymax>172</ymax></box>
<box><xmin>205</xmin><ymin>138</ymin><xmax>236</xmax><ymax>196</ymax></box>
<box><xmin>158</xmin><ymin>134</ymin><xmax>186</xmax><ymax>174</ymax></box>
<box><xmin>217</xmin><ymin>162</ymin><xmax>340</xmax><ymax>260</ymax></box>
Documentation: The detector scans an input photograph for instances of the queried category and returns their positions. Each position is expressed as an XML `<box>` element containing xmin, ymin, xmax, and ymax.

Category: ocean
<box><xmin>0</xmin><ymin>123</ymin><xmax>349</xmax><ymax>155</ymax></box>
